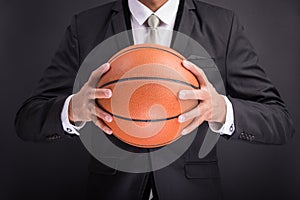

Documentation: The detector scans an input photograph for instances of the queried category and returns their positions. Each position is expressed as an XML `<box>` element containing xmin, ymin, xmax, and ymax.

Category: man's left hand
<box><xmin>178</xmin><ymin>60</ymin><xmax>227</xmax><ymax>135</ymax></box>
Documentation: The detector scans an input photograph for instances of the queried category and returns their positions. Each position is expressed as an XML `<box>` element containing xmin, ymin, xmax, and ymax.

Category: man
<box><xmin>15</xmin><ymin>0</ymin><xmax>295</xmax><ymax>199</ymax></box>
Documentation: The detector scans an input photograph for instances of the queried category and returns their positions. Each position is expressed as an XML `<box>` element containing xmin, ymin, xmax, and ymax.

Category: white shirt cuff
<box><xmin>208</xmin><ymin>96</ymin><xmax>235</xmax><ymax>136</ymax></box>
<box><xmin>61</xmin><ymin>95</ymin><xmax>85</xmax><ymax>136</ymax></box>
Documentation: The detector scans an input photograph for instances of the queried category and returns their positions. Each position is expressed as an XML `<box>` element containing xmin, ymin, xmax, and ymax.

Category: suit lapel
<box><xmin>172</xmin><ymin>0</ymin><xmax>217</xmax><ymax>59</ymax></box>
<box><xmin>104</xmin><ymin>0</ymin><xmax>133</xmax><ymax>49</ymax></box>
<box><xmin>171</xmin><ymin>0</ymin><xmax>196</xmax><ymax>57</ymax></box>
<box><xmin>177</xmin><ymin>0</ymin><xmax>196</xmax><ymax>39</ymax></box>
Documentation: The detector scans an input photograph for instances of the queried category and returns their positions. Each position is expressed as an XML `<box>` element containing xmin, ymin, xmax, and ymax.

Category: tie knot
<box><xmin>147</xmin><ymin>14</ymin><xmax>160</xmax><ymax>29</ymax></box>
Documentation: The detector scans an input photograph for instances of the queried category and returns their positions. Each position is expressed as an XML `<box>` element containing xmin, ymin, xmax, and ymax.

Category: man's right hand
<box><xmin>68</xmin><ymin>63</ymin><xmax>113</xmax><ymax>135</ymax></box>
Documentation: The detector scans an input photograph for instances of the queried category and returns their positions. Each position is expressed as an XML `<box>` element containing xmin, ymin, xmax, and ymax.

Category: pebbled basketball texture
<box><xmin>96</xmin><ymin>44</ymin><xmax>199</xmax><ymax>148</ymax></box>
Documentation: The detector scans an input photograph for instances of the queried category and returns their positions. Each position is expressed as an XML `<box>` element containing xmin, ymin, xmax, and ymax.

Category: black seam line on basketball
<box><xmin>98</xmin><ymin>77</ymin><xmax>199</xmax><ymax>89</ymax></box>
<box><xmin>110</xmin><ymin>112</ymin><xmax>179</xmax><ymax>122</ymax></box>
<box><xmin>109</xmin><ymin>46</ymin><xmax>185</xmax><ymax>63</ymax></box>
<box><xmin>96</xmin><ymin>104</ymin><xmax>179</xmax><ymax>122</ymax></box>
<box><xmin>96</xmin><ymin>102</ymin><xmax>200</xmax><ymax>123</ymax></box>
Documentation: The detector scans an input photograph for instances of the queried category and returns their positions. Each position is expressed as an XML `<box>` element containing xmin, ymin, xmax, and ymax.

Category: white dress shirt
<box><xmin>61</xmin><ymin>0</ymin><xmax>235</xmax><ymax>137</ymax></box>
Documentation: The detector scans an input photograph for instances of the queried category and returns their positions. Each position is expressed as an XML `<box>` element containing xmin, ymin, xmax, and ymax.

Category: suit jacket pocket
<box><xmin>88</xmin><ymin>157</ymin><xmax>119</xmax><ymax>175</ymax></box>
<box><xmin>184</xmin><ymin>162</ymin><xmax>220</xmax><ymax>179</ymax></box>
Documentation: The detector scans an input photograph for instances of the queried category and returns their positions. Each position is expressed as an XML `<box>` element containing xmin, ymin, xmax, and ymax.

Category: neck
<box><xmin>138</xmin><ymin>0</ymin><xmax>168</xmax><ymax>12</ymax></box>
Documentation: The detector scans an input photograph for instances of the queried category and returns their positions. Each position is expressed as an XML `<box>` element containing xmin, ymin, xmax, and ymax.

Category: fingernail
<box><xmin>103</xmin><ymin>63</ymin><xmax>110</xmax><ymax>71</ymax></box>
<box><xmin>105</xmin><ymin>115</ymin><xmax>112</xmax><ymax>122</ymax></box>
<box><xmin>105</xmin><ymin>90</ymin><xmax>112</xmax><ymax>97</ymax></box>
<box><xmin>179</xmin><ymin>91</ymin><xmax>186</xmax><ymax>99</ymax></box>
<box><xmin>182</xmin><ymin>129</ymin><xmax>188</xmax><ymax>135</ymax></box>
<box><xmin>178</xmin><ymin>115</ymin><xmax>185</xmax><ymax>123</ymax></box>
<box><xmin>106</xmin><ymin>129</ymin><xmax>113</xmax><ymax>135</ymax></box>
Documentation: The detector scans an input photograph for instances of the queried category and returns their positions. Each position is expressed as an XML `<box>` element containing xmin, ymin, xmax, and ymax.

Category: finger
<box><xmin>88</xmin><ymin>63</ymin><xmax>110</xmax><ymax>87</ymax></box>
<box><xmin>182</xmin><ymin>60</ymin><xmax>208</xmax><ymax>86</ymax></box>
<box><xmin>93</xmin><ymin>105</ymin><xmax>113</xmax><ymax>123</ymax></box>
<box><xmin>178</xmin><ymin>89</ymin><xmax>208</xmax><ymax>100</ymax></box>
<box><xmin>87</xmin><ymin>102</ymin><xmax>112</xmax><ymax>122</ymax></box>
<box><xmin>91</xmin><ymin>115</ymin><xmax>113</xmax><ymax>135</ymax></box>
<box><xmin>178</xmin><ymin>104</ymin><xmax>204</xmax><ymax>123</ymax></box>
<box><xmin>89</xmin><ymin>88</ymin><xmax>112</xmax><ymax>99</ymax></box>
<box><xmin>181</xmin><ymin>116</ymin><xmax>205</xmax><ymax>135</ymax></box>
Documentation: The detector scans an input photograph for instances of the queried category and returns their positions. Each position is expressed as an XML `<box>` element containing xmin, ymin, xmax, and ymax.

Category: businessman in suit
<box><xmin>15</xmin><ymin>0</ymin><xmax>295</xmax><ymax>199</ymax></box>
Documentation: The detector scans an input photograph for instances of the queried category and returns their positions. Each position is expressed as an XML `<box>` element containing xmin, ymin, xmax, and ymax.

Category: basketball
<box><xmin>96</xmin><ymin>44</ymin><xmax>199</xmax><ymax>148</ymax></box>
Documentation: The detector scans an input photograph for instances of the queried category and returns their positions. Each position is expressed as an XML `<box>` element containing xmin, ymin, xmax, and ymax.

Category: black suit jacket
<box><xmin>15</xmin><ymin>0</ymin><xmax>295</xmax><ymax>199</ymax></box>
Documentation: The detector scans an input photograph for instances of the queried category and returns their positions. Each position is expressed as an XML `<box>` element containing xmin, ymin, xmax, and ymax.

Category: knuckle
<box><xmin>91</xmin><ymin>68</ymin><xmax>97</xmax><ymax>74</ymax></box>
<box><xmin>90</xmin><ymin>71</ymin><xmax>97</xmax><ymax>80</ymax></box>
<box><xmin>205</xmin><ymin>91</ymin><xmax>212</xmax><ymax>99</ymax></box>
<box><xmin>195</xmin><ymin>90</ymin><xmax>202</xmax><ymax>99</ymax></box>
<box><xmin>96</xmin><ymin>108</ymin><xmax>110</xmax><ymax>120</ymax></box>
<box><xmin>100</xmin><ymin>65</ymin><xmax>106</xmax><ymax>73</ymax></box>
<box><xmin>86</xmin><ymin>91</ymin><xmax>91</xmax><ymax>99</ymax></box>
<box><xmin>88</xmin><ymin>89</ymin><xmax>95</xmax><ymax>99</ymax></box>
<box><xmin>202</xmin><ymin>87</ymin><xmax>209</xmax><ymax>94</ymax></box>
<box><xmin>190</xmin><ymin>90</ymin><xmax>197</xmax><ymax>98</ymax></box>
<box><xmin>98</xmin><ymin>89</ymin><xmax>106</xmax><ymax>97</ymax></box>
<box><xmin>195</xmin><ymin>106</ymin><xmax>201</xmax><ymax>116</ymax></box>
<box><xmin>97</xmin><ymin>110</ymin><xmax>106</xmax><ymax>119</ymax></box>
<box><xmin>94</xmin><ymin>89</ymin><xmax>100</xmax><ymax>98</ymax></box>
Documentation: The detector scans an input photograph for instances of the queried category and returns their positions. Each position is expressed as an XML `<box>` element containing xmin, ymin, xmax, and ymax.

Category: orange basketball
<box><xmin>96</xmin><ymin>44</ymin><xmax>199</xmax><ymax>148</ymax></box>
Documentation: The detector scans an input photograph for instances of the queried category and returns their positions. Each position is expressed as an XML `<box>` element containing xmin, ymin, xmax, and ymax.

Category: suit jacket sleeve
<box><xmin>226</xmin><ymin>14</ymin><xmax>295</xmax><ymax>144</ymax></box>
<box><xmin>15</xmin><ymin>16</ymin><xmax>80</xmax><ymax>142</ymax></box>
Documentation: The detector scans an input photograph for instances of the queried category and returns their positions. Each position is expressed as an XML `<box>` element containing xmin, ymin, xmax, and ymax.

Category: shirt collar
<box><xmin>128</xmin><ymin>0</ymin><xmax>180</xmax><ymax>26</ymax></box>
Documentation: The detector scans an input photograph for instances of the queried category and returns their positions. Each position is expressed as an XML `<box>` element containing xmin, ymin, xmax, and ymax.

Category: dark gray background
<box><xmin>1</xmin><ymin>0</ymin><xmax>299</xmax><ymax>199</ymax></box>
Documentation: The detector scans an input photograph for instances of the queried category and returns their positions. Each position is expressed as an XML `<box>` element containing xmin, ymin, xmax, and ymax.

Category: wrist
<box><xmin>68</xmin><ymin>98</ymin><xmax>75</xmax><ymax>124</ymax></box>
<box><xmin>216</xmin><ymin>95</ymin><xmax>227</xmax><ymax>124</ymax></box>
